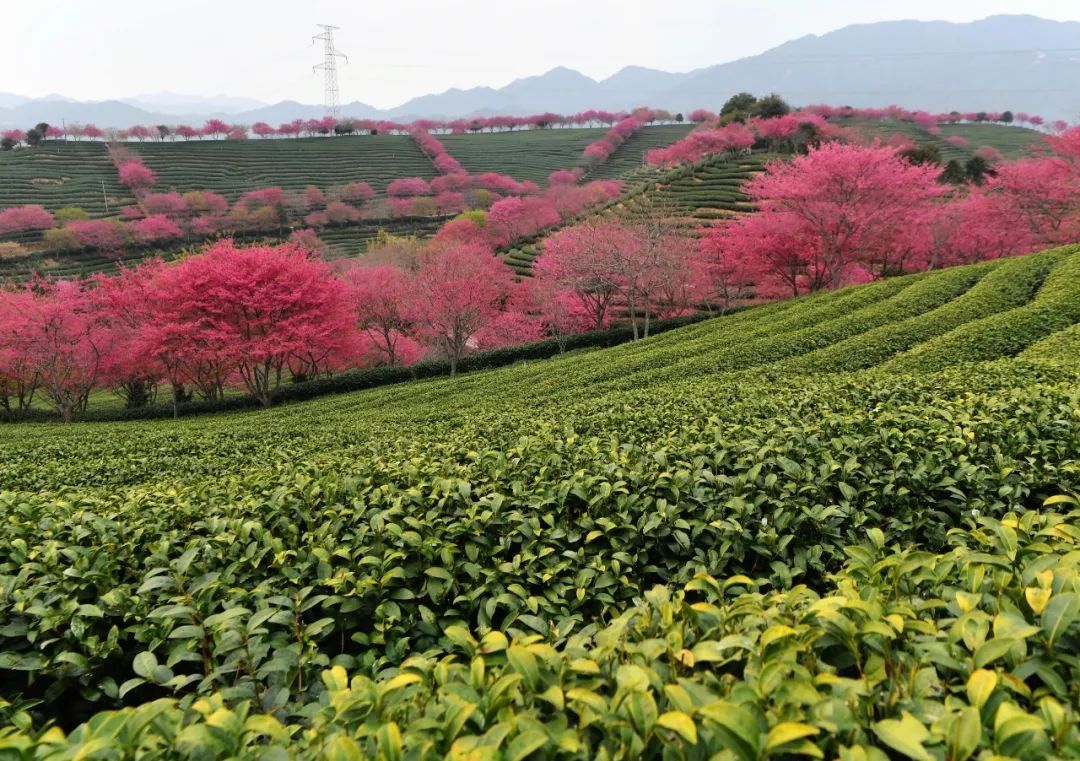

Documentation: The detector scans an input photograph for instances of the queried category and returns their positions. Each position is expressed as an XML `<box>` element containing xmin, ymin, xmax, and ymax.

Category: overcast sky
<box><xmin>5</xmin><ymin>1</ymin><xmax>1080</xmax><ymax>108</ymax></box>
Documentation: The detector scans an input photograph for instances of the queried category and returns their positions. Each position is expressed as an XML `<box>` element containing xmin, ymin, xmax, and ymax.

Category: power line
<box><xmin>312</xmin><ymin>24</ymin><xmax>347</xmax><ymax>118</ymax></box>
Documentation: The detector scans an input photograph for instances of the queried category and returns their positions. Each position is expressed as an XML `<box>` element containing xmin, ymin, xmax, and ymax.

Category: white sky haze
<box><xmin>5</xmin><ymin>0</ymin><xmax>1080</xmax><ymax>108</ymax></box>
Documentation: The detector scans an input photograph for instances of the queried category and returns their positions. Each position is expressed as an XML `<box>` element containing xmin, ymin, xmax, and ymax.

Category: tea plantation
<box><xmin>438</xmin><ymin>128</ymin><xmax>607</xmax><ymax>185</ymax></box>
<box><xmin>0</xmin><ymin>142</ymin><xmax>133</xmax><ymax>217</ymax></box>
<box><xmin>503</xmin><ymin>153</ymin><xmax>772</xmax><ymax>275</ymax></box>
<box><xmin>0</xmin><ymin>244</ymin><xmax>1077</xmax><ymax>757</ymax></box>
<box><xmin>135</xmin><ymin>135</ymin><xmax>439</xmax><ymax>201</ymax></box>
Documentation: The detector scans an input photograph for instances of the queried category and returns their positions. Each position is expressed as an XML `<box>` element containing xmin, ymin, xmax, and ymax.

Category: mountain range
<box><xmin>2</xmin><ymin>14</ymin><xmax>1077</xmax><ymax>129</ymax></box>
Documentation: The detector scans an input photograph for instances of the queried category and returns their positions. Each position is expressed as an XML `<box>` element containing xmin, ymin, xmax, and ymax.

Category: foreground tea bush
<box><xmin>3</xmin><ymin>498</ymin><xmax>1079</xmax><ymax>760</ymax></box>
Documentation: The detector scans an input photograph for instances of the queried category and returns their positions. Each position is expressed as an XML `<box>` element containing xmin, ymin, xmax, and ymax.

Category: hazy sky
<box><xmin>5</xmin><ymin>0</ymin><xmax>1080</xmax><ymax>108</ymax></box>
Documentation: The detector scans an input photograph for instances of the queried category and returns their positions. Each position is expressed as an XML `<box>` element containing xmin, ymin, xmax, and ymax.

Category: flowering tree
<box><xmin>929</xmin><ymin>189</ymin><xmax>1029</xmax><ymax>268</ymax></box>
<box><xmin>982</xmin><ymin>154</ymin><xmax>1080</xmax><ymax>245</ymax></box>
<box><xmin>487</xmin><ymin>196</ymin><xmax>561</xmax><ymax>245</ymax></box>
<box><xmin>693</xmin><ymin>226</ymin><xmax>765</xmax><ymax>312</ymax></box>
<box><xmin>92</xmin><ymin>266</ymin><xmax>161</xmax><ymax>407</ymax></box>
<box><xmin>141</xmin><ymin>192</ymin><xmax>188</xmax><ymax>217</ymax></box>
<box><xmin>408</xmin><ymin>243</ymin><xmax>518</xmax><ymax>375</ymax></box>
<box><xmin>387</xmin><ymin>177</ymin><xmax>431</xmax><ymax>198</ymax></box>
<box><xmin>118</xmin><ymin>161</ymin><xmax>156</xmax><ymax>190</ymax></box>
<box><xmin>203</xmin><ymin>119</ymin><xmax>231</xmax><ymax>139</ymax></box>
<box><xmin>15</xmin><ymin>280</ymin><xmax>103</xmax><ymax>422</ymax></box>
<box><xmin>548</xmin><ymin>169</ymin><xmax>580</xmax><ymax>186</ymax></box>
<box><xmin>529</xmin><ymin>279</ymin><xmax>591</xmax><ymax>352</ymax></box>
<box><xmin>182</xmin><ymin>190</ymin><xmax>229</xmax><ymax>216</ymax></box>
<box><xmin>147</xmin><ymin>240</ymin><xmax>355</xmax><ymax>405</ymax></box>
<box><xmin>68</xmin><ymin>219</ymin><xmax>129</xmax><ymax>251</ymax></box>
<box><xmin>533</xmin><ymin>220</ymin><xmax>640</xmax><ymax>331</ymax></box>
<box><xmin>340</xmin><ymin>182</ymin><xmax>376</xmax><ymax>206</ymax></box>
<box><xmin>725</xmin><ymin>142</ymin><xmax>945</xmax><ymax>289</ymax></box>
<box><xmin>131</xmin><ymin>215</ymin><xmax>184</xmax><ymax>245</ymax></box>
<box><xmin>0</xmin><ymin>288</ymin><xmax>42</xmax><ymax>418</ymax></box>
<box><xmin>0</xmin><ymin>205</ymin><xmax>56</xmax><ymax>235</ymax></box>
<box><xmin>344</xmin><ymin>264</ymin><xmax>416</xmax><ymax>366</ymax></box>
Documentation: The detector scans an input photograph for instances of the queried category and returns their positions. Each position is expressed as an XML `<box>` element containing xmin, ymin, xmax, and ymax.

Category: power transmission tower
<box><xmin>312</xmin><ymin>24</ymin><xmax>347</xmax><ymax>118</ymax></box>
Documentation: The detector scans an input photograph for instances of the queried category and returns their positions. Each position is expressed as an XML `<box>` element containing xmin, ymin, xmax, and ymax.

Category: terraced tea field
<box><xmin>135</xmin><ymin>135</ymin><xmax>439</xmax><ymax>201</ymax></box>
<box><xmin>584</xmin><ymin>123</ymin><xmax>695</xmax><ymax>179</ymax></box>
<box><xmin>438</xmin><ymin>127</ymin><xmax>606</xmax><ymax>184</ymax></box>
<box><xmin>851</xmin><ymin>118</ymin><xmax>1042</xmax><ymax>161</ymax></box>
<box><xmin>504</xmin><ymin>152</ymin><xmax>771</xmax><ymax>275</ymax></box>
<box><xmin>316</xmin><ymin>216</ymin><xmax>446</xmax><ymax>259</ymax></box>
<box><xmin>1</xmin><ymin>245</ymin><xmax>1078</xmax><ymax>757</ymax></box>
<box><xmin>0</xmin><ymin>141</ymin><xmax>133</xmax><ymax>216</ymax></box>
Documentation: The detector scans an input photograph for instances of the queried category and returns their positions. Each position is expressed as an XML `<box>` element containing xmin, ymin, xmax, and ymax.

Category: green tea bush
<box><xmin>883</xmin><ymin>244</ymin><xmax>1080</xmax><ymax>373</ymax></box>
<box><xmin>3</xmin><ymin>498</ymin><xmax>1078</xmax><ymax>759</ymax></box>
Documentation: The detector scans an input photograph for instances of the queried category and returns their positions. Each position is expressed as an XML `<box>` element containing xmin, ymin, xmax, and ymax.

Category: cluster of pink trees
<box><xmin>0</xmin><ymin>237</ymin><xmax>545</xmax><ymax>419</ymax></box>
<box><xmin>645</xmin><ymin>111</ymin><xmax>857</xmax><ymax>167</ymax></box>
<box><xmin>428</xmin><ymin>180</ymin><xmax>622</xmax><ymax>250</ymax></box>
<box><xmin>4</xmin><ymin>127</ymin><xmax>1076</xmax><ymax>421</ymax></box>
<box><xmin>1</xmin><ymin>105</ymin><xmax>1059</xmax><ymax>150</ymax></box>
<box><xmin>698</xmin><ymin>131</ymin><xmax>1080</xmax><ymax>297</ymax></box>
<box><xmin>581</xmin><ymin>111</ymin><xmax>650</xmax><ymax>166</ymax></box>
<box><xmin>531</xmin><ymin>217</ymin><xmax>702</xmax><ymax>340</ymax></box>
<box><xmin>0</xmin><ymin>205</ymin><xmax>57</xmax><ymax>236</ymax></box>
<box><xmin>410</xmin><ymin>129</ymin><xmax>466</xmax><ymax>175</ymax></box>
<box><xmin>801</xmin><ymin>104</ymin><xmax>1048</xmax><ymax>129</ymax></box>
<box><xmin>27</xmin><ymin>181</ymin><xmax>384</xmax><ymax>253</ymax></box>
<box><xmin>0</xmin><ymin>170</ymin><xmax>621</xmax><ymax>257</ymax></box>
<box><xmin>109</xmin><ymin>146</ymin><xmax>157</xmax><ymax>192</ymax></box>
<box><xmin>6</xmin><ymin>109</ymin><xmax>687</xmax><ymax>147</ymax></box>
<box><xmin>646</xmin><ymin>105</ymin><xmax>1070</xmax><ymax>170</ymax></box>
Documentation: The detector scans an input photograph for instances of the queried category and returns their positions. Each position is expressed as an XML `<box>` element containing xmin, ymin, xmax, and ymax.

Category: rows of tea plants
<box><xmin>134</xmin><ymin>135</ymin><xmax>439</xmax><ymax>202</ymax></box>
<box><xmin>848</xmin><ymin>119</ymin><xmax>1041</xmax><ymax>163</ymax></box>
<box><xmin>0</xmin><ymin>248</ymin><xmax>1077</xmax><ymax>757</ymax></box>
<box><xmin>503</xmin><ymin>152</ymin><xmax>776</xmax><ymax>275</ymax></box>
<box><xmin>0</xmin><ymin>142</ymin><xmax>133</xmax><ymax>216</ymax></box>
<box><xmin>583</xmin><ymin>124</ymin><xmax>695</xmax><ymax>179</ymax></box>
<box><xmin>437</xmin><ymin>129</ymin><xmax>606</xmax><ymax>185</ymax></box>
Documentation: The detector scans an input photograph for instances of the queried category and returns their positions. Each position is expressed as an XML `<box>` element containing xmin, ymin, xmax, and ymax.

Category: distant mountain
<box><xmin>2</xmin><ymin>14</ymin><xmax>1077</xmax><ymax>129</ymax></box>
<box><xmin>0</xmin><ymin>99</ymin><xmax>184</xmax><ymax>130</ymax></box>
<box><xmin>659</xmin><ymin>14</ymin><xmax>1080</xmax><ymax>120</ymax></box>
<box><xmin>0</xmin><ymin>93</ymin><xmax>29</xmax><ymax>109</ymax></box>
<box><xmin>123</xmin><ymin>93</ymin><xmax>268</xmax><ymax>115</ymax></box>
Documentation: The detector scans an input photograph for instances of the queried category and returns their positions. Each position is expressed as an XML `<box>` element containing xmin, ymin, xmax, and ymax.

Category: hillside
<box><xmin>1</xmin><ymin>246</ymin><xmax>1078</xmax><ymax>755</ymax></box>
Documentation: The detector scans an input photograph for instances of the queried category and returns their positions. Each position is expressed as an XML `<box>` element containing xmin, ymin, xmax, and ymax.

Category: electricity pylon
<box><xmin>313</xmin><ymin>24</ymin><xmax>347</xmax><ymax>118</ymax></box>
